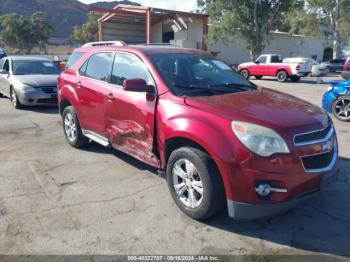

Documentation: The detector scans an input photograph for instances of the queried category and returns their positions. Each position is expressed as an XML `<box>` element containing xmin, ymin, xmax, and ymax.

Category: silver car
<box><xmin>0</xmin><ymin>56</ymin><xmax>60</xmax><ymax>109</ymax></box>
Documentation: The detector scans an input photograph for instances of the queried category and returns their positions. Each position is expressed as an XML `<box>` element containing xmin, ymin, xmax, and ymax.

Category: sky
<box><xmin>79</xmin><ymin>0</ymin><xmax>198</xmax><ymax>12</ymax></box>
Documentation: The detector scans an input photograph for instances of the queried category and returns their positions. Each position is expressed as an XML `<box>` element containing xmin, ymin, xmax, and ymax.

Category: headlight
<box><xmin>232</xmin><ymin>121</ymin><xmax>290</xmax><ymax>157</ymax></box>
<box><xmin>21</xmin><ymin>85</ymin><xmax>36</xmax><ymax>92</ymax></box>
<box><xmin>327</xmin><ymin>86</ymin><xmax>333</xmax><ymax>92</ymax></box>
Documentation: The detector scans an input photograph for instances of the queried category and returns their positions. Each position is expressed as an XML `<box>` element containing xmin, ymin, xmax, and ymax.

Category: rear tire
<box><xmin>332</xmin><ymin>96</ymin><xmax>350</xmax><ymax>122</ymax></box>
<box><xmin>240</xmin><ymin>69</ymin><xmax>250</xmax><ymax>79</ymax></box>
<box><xmin>10</xmin><ymin>87</ymin><xmax>23</xmax><ymax>109</ymax></box>
<box><xmin>166</xmin><ymin>147</ymin><xmax>225</xmax><ymax>221</ymax></box>
<box><xmin>290</xmin><ymin>76</ymin><xmax>301</xmax><ymax>82</ymax></box>
<box><xmin>62</xmin><ymin>106</ymin><xmax>88</xmax><ymax>148</ymax></box>
<box><xmin>255</xmin><ymin>76</ymin><xmax>263</xmax><ymax>80</ymax></box>
<box><xmin>276</xmin><ymin>70</ymin><xmax>288</xmax><ymax>82</ymax></box>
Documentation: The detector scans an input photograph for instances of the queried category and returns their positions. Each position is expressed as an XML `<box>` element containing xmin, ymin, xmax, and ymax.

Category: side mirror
<box><xmin>122</xmin><ymin>78</ymin><xmax>149</xmax><ymax>92</ymax></box>
<box><xmin>255</xmin><ymin>60</ymin><xmax>260</xmax><ymax>64</ymax></box>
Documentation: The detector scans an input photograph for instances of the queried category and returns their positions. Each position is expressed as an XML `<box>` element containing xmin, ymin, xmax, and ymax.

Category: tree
<box><xmin>31</xmin><ymin>12</ymin><xmax>54</xmax><ymax>51</ymax></box>
<box><xmin>198</xmin><ymin>0</ymin><xmax>300</xmax><ymax>60</ymax></box>
<box><xmin>70</xmin><ymin>14</ymin><xmax>98</xmax><ymax>44</ymax></box>
<box><xmin>0</xmin><ymin>12</ymin><xmax>53</xmax><ymax>53</ymax></box>
<box><xmin>305</xmin><ymin>0</ymin><xmax>350</xmax><ymax>59</ymax></box>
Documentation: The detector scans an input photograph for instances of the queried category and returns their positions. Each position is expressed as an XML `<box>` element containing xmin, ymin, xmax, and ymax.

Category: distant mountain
<box><xmin>90</xmin><ymin>1</ymin><xmax>140</xmax><ymax>9</ymax></box>
<box><xmin>0</xmin><ymin>0</ymin><xmax>140</xmax><ymax>40</ymax></box>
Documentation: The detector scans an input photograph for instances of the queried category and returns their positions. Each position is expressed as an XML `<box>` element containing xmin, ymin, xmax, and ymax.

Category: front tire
<box><xmin>332</xmin><ymin>96</ymin><xmax>350</xmax><ymax>122</ymax></box>
<box><xmin>62</xmin><ymin>106</ymin><xmax>88</xmax><ymax>148</ymax></box>
<box><xmin>240</xmin><ymin>69</ymin><xmax>250</xmax><ymax>79</ymax></box>
<box><xmin>166</xmin><ymin>147</ymin><xmax>225</xmax><ymax>220</ymax></box>
<box><xmin>10</xmin><ymin>87</ymin><xmax>23</xmax><ymax>109</ymax></box>
<box><xmin>276</xmin><ymin>70</ymin><xmax>288</xmax><ymax>82</ymax></box>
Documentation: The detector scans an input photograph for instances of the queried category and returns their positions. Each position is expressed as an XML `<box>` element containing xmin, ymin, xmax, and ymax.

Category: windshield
<box><xmin>12</xmin><ymin>60</ymin><xmax>60</xmax><ymax>75</ymax></box>
<box><xmin>149</xmin><ymin>53</ymin><xmax>256</xmax><ymax>96</ymax></box>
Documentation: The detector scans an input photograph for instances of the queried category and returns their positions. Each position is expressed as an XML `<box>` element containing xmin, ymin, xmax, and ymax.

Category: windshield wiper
<box><xmin>173</xmin><ymin>84</ymin><xmax>217</xmax><ymax>96</ymax></box>
<box><xmin>209</xmin><ymin>82</ymin><xmax>257</xmax><ymax>90</ymax></box>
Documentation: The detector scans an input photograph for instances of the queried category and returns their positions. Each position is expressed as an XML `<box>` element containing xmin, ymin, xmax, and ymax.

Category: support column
<box><xmin>202</xmin><ymin>16</ymin><xmax>208</xmax><ymax>51</ymax></box>
<box><xmin>98</xmin><ymin>20</ymin><xmax>104</xmax><ymax>41</ymax></box>
<box><xmin>146</xmin><ymin>9</ymin><xmax>151</xmax><ymax>44</ymax></box>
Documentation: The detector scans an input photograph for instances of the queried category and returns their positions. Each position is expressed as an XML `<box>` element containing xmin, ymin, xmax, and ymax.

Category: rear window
<box><xmin>84</xmin><ymin>52</ymin><xmax>114</xmax><ymax>81</ymax></box>
<box><xmin>271</xmin><ymin>55</ymin><xmax>282</xmax><ymax>63</ymax></box>
<box><xmin>66</xmin><ymin>52</ymin><xmax>85</xmax><ymax>69</ymax></box>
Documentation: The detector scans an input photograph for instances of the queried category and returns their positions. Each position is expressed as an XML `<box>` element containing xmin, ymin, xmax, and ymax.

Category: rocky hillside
<box><xmin>0</xmin><ymin>0</ymin><xmax>140</xmax><ymax>39</ymax></box>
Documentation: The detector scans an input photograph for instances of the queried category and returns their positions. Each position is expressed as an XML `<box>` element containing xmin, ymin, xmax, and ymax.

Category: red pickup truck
<box><xmin>238</xmin><ymin>54</ymin><xmax>310</xmax><ymax>82</ymax></box>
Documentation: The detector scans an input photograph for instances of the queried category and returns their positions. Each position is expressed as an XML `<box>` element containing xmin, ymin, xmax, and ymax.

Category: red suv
<box><xmin>58</xmin><ymin>44</ymin><xmax>339</xmax><ymax>221</ymax></box>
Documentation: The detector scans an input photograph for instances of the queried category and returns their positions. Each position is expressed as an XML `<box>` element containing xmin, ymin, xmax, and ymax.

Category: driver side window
<box><xmin>111</xmin><ymin>53</ymin><xmax>153</xmax><ymax>86</ymax></box>
<box><xmin>257</xmin><ymin>56</ymin><xmax>267</xmax><ymax>64</ymax></box>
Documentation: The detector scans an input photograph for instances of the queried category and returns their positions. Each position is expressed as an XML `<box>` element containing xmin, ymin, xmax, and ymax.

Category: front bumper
<box><xmin>227</xmin><ymin>163</ymin><xmax>339</xmax><ymax>221</ymax></box>
<box><xmin>227</xmin><ymin>189</ymin><xmax>318</xmax><ymax>220</ymax></box>
<box><xmin>17</xmin><ymin>88</ymin><xmax>57</xmax><ymax>106</ymax></box>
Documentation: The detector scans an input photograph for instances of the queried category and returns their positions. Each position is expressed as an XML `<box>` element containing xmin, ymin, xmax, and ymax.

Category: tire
<box><xmin>240</xmin><ymin>69</ymin><xmax>250</xmax><ymax>79</ymax></box>
<box><xmin>276</xmin><ymin>70</ymin><xmax>288</xmax><ymax>82</ymax></box>
<box><xmin>290</xmin><ymin>76</ymin><xmax>301</xmax><ymax>82</ymax></box>
<box><xmin>166</xmin><ymin>147</ymin><xmax>225</xmax><ymax>220</ymax></box>
<box><xmin>10</xmin><ymin>87</ymin><xmax>23</xmax><ymax>109</ymax></box>
<box><xmin>255</xmin><ymin>76</ymin><xmax>263</xmax><ymax>80</ymax></box>
<box><xmin>332</xmin><ymin>95</ymin><xmax>350</xmax><ymax>122</ymax></box>
<box><xmin>62</xmin><ymin>106</ymin><xmax>88</xmax><ymax>148</ymax></box>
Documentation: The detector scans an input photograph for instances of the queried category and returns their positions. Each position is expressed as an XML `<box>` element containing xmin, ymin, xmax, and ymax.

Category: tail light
<box><xmin>296</xmin><ymin>65</ymin><xmax>300</xmax><ymax>71</ymax></box>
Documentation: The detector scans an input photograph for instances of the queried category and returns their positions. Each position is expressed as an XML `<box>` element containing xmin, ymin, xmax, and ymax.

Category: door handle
<box><xmin>106</xmin><ymin>93</ymin><xmax>115</xmax><ymax>101</ymax></box>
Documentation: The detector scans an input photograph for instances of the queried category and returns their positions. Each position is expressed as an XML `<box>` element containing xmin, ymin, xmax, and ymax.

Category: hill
<box><xmin>0</xmin><ymin>0</ymin><xmax>140</xmax><ymax>40</ymax></box>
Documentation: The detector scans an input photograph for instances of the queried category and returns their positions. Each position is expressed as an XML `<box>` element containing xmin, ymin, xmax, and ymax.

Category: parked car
<box><xmin>0</xmin><ymin>56</ymin><xmax>60</xmax><ymax>109</ymax></box>
<box><xmin>283</xmin><ymin>57</ymin><xmax>327</xmax><ymax>76</ymax></box>
<box><xmin>58</xmin><ymin>44</ymin><xmax>338</xmax><ymax>221</ymax></box>
<box><xmin>323</xmin><ymin>80</ymin><xmax>350</xmax><ymax>121</ymax></box>
<box><xmin>341</xmin><ymin>56</ymin><xmax>350</xmax><ymax>80</ymax></box>
<box><xmin>238</xmin><ymin>54</ymin><xmax>310</xmax><ymax>82</ymax></box>
<box><xmin>321</xmin><ymin>58</ymin><xmax>346</xmax><ymax>73</ymax></box>
<box><xmin>0</xmin><ymin>49</ymin><xmax>7</xmax><ymax>60</ymax></box>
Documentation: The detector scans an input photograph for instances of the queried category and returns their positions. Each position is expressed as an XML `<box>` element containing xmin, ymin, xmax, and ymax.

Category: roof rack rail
<box><xmin>81</xmin><ymin>41</ymin><xmax>127</xmax><ymax>48</ymax></box>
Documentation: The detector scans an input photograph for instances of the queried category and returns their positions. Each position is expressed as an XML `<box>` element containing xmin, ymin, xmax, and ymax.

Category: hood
<box><xmin>184</xmin><ymin>88</ymin><xmax>329</xmax><ymax>136</ymax></box>
<box><xmin>14</xmin><ymin>75</ymin><xmax>58</xmax><ymax>87</ymax></box>
<box><xmin>238</xmin><ymin>62</ymin><xmax>255</xmax><ymax>68</ymax></box>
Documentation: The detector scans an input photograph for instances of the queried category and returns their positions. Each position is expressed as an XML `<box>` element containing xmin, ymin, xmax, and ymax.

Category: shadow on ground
<box><xmin>80</xmin><ymin>141</ymin><xmax>350</xmax><ymax>256</ymax></box>
<box><xmin>206</xmin><ymin>157</ymin><xmax>350</xmax><ymax>256</ymax></box>
<box><xmin>22</xmin><ymin>105</ymin><xmax>59</xmax><ymax>114</ymax></box>
<box><xmin>81</xmin><ymin>142</ymin><xmax>158</xmax><ymax>174</ymax></box>
<box><xmin>254</xmin><ymin>74</ymin><xmax>343</xmax><ymax>85</ymax></box>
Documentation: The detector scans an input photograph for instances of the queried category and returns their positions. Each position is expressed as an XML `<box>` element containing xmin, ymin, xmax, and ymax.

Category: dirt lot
<box><xmin>0</xmin><ymin>75</ymin><xmax>349</xmax><ymax>258</ymax></box>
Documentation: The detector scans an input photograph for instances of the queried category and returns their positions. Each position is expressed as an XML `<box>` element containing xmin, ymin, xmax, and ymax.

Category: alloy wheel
<box><xmin>172</xmin><ymin>159</ymin><xmax>204</xmax><ymax>208</ymax></box>
<box><xmin>334</xmin><ymin>97</ymin><xmax>350</xmax><ymax>120</ymax></box>
<box><xmin>64</xmin><ymin>113</ymin><xmax>77</xmax><ymax>142</ymax></box>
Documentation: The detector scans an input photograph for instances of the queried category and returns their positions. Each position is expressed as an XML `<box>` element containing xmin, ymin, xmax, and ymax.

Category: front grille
<box><xmin>301</xmin><ymin>147</ymin><xmax>335</xmax><ymax>171</ymax></box>
<box><xmin>41</xmin><ymin>87</ymin><xmax>57</xmax><ymax>94</ymax></box>
<box><xmin>294</xmin><ymin>125</ymin><xmax>332</xmax><ymax>146</ymax></box>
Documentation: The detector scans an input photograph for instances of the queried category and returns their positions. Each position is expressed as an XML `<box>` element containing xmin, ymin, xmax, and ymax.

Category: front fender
<box><xmin>156</xmin><ymin>96</ymin><xmax>251</xmax><ymax>199</ymax></box>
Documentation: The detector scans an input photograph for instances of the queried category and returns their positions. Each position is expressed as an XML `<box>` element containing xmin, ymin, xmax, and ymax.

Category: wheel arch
<box><xmin>163</xmin><ymin>135</ymin><xmax>230</xmax><ymax>199</ymax></box>
<box><xmin>59</xmin><ymin>99</ymin><xmax>72</xmax><ymax>115</ymax></box>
